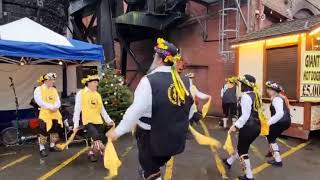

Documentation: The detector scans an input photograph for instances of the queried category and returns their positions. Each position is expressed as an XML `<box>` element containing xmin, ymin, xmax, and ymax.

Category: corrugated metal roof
<box><xmin>234</xmin><ymin>15</ymin><xmax>320</xmax><ymax>43</ymax></box>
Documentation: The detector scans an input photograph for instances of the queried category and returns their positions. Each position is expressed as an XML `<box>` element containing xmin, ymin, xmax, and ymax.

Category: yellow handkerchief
<box><xmin>259</xmin><ymin>110</ymin><xmax>269</xmax><ymax>136</ymax></box>
<box><xmin>189</xmin><ymin>125</ymin><xmax>221</xmax><ymax>148</ymax></box>
<box><xmin>104</xmin><ymin>126</ymin><xmax>122</xmax><ymax>180</ymax></box>
<box><xmin>202</xmin><ymin>96</ymin><xmax>212</xmax><ymax>118</ymax></box>
<box><xmin>223</xmin><ymin>133</ymin><xmax>235</xmax><ymax>155</ymax></box>
<box><xmin>56</xmin><ymin>131</ymin><xmax>77</xmax><ymax>150</ymax></box>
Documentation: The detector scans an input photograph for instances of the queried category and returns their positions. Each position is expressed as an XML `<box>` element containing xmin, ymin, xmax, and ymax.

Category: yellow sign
<box><xmin>300</xmin><ymin>51</ymin><xmax>320</xmax><ymax>102</ymax></box>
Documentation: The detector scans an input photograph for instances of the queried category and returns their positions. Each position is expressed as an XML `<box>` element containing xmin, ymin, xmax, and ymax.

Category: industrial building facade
<box><xmin>117</xmin><ymin>0</ymin><xmax>320</xmax><ymax>115</ymax></box>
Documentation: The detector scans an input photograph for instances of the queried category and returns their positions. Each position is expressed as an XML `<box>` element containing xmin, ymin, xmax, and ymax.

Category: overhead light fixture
<box><xmin>309</xmin><ymin>27</ymin><xmax>320</xmax><ymax>36</ymax></box>
<box><xmin>266</xmin><ymin>34</ymin><xmax>300</xmax><ymax>47</ymax></box>
<box><xmin>58</xmin><ymin>60</ymin><xmax>63</xmax><ymax>66</ymax></box>
<box><xmin>270</xmin><ymin>11</ymin><xmax>273</xmax><ymax>14</ymax></box>
<box><xmin>280</xmin><ymin>19</ymin><xmax>282</xmax><ymax>22</ymax></box>
<box><xmin>231</xmin><ymin>41</ymin><xmax>264</xmax><ymax>48</ymax></box>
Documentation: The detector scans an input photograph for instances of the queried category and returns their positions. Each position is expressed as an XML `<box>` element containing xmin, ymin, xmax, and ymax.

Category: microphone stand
<box><xmin>9</xmin><ymin>77</ymin><xmax>21</xmax><ymax>142</ymax></box>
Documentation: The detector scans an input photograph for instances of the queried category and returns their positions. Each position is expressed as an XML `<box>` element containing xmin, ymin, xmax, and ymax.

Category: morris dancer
<box><xmin>34</xmin><ymin>73</ymin><xmax>62</xmax><ymax>157</ymax></box>
<box><xmin>223</xmin><ymin>75</ymin><xmax>261</xmax><ymax>180</ymax></box>
<box><xmin>73</xmin><ymin>75</ymin><xmax>114</xmax><ymax>162</ymax></box>
<box><xmin>107</xmin><ymin>38</ymin><xmax>194</xmax><ymax>180</ymax></box>
<box><xmin>265</xmin><ymin>81</ymin><xmax>291</xmax><ymax>167</ymax></box>
<box><xmin>220</xmin><ymin>77</ymin><xmax>238</xmax><ymax>128</ymax></box>
<box><xmin>176</xmin><ymin>59</ymin><xmax>211</xmax><ymax>124</ymax></box>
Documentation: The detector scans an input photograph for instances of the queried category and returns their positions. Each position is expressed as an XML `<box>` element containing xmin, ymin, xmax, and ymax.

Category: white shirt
<box><xmin>234</xmin><ymin>92</ymin><xmax>252</xmax><ymax>129</ymax></box>
<box><xmin>34</xmin><ymin>84</ymin><xmax>61</xmax><ymax>110</ymax></box>
<box><xmin>189</xmin><ymin>83</ymin><xmax>211</xmax><ymax>119</ymax></box>
<box><xmin>268</xmin><ymin>97</ymin><xmax>284</xmax><ymax>125</ymax></box>
<box><xmin>114</xmin><ymin>66</ymin><xmax>204</xmax><ymax>137</ymax></box>
<box><xmin>73</xmin><ymin>87</ymin><xmax>113</xmax><ymax>129</ymax></box>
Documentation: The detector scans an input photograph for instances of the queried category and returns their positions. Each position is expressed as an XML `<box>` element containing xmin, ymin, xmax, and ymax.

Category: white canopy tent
<box><xmin>0</xmin><ymin>18</ymin><xmax>103</xmax><ymax>116</ymax></box>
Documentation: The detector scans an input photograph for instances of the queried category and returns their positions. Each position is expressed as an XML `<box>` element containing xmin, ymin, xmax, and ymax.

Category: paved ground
<box><xmin>0</xmin><ymin>118</ymin><xmax>319</xmax><ymax>180</ymax></box>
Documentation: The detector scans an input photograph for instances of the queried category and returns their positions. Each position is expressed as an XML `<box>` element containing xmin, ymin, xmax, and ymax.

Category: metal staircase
<box><xmin>219</xmin><ymin>0</ymin><xmax>241</xmax><ymax>62</ymax></box>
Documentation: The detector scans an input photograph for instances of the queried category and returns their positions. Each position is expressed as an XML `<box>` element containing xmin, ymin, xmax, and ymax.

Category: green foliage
<box><xmin>98</xmin><ymin>68</ymin><xmax>133</xmax><ymax>123</ymax></box>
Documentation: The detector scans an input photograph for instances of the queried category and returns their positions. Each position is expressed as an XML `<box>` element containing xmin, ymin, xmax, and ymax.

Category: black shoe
<box><xmin>223</xmin><ymin>159</ymin><xmax>231</xmax><ymax>169</ymax></box>
<box><xmin>40</xmin><ymin>150</ymin><xmax>48</xmax><ymax>157</ymax></box>
<box><xmin>265</xmin><ymin>151</ymin><xmax>272</xmax><ymax>158</ymax></box>
<box><xmin>238</xmin><ymin>175</ymin><xmax>254</xmax><ymax>180</ymax></box>
<box><xmin>267</xmin><ymin>159</ymin><xmax>283</xmax><ymax>167</ymax></box>
<box><xmin>88</xmin><ymin>154</ymin><xmax>97</xmax><ymax>162</ymax></box>
<box><xmin>49</xmin><ymin>146</ymin><xmax>62</xmax><ymax>152</ymax></box>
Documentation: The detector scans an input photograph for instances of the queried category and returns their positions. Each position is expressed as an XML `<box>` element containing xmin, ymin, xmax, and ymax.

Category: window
<box><xmin>76</xmin><ymin>66</ymin><xmax>98</xmax><ymax>88</ymax></box>
<box><xmin>266</xmin><ymin>45</ymin><xmax>298</xmax><ymax>99</ymax></box>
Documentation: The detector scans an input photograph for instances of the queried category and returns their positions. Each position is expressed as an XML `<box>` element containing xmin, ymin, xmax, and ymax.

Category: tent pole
<box><xmin>62</xmin><ymin>64</ymin><xmax>67</xmax><ymax>98</ymax></box>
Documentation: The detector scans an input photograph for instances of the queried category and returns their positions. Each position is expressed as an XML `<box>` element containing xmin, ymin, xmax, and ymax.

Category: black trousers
<box><xmin>136</xmin><ymin>127</ymin><xmax>171</xmax><ymax>178</ymax></box>
<box><xmin>190</xmin><ymin>111</ymin><xmax>201</xmax><ymax>125</ymax></box>
<box><xmin>222</xmin><ymin>103</ymin><xmax>237</xmax><ymax>118</ymax></box>
<box><xmin>38</xmin><ymin>119</ymin><xmax>62</xmax><ymax>136</ymax></box>
<box><xmin>85</xmin><ymin>123</ymin><xmax>107</xmax><ymax>143</ymax></box>
<box><xmin>237</xmin><ymin>120</ymin><xmax>260</xmax><ymax>156</ymax></box>
<box><xmin>267</xmin><ymin>120</ymin><xmax>291</xmax><ymax>144</ymax></box>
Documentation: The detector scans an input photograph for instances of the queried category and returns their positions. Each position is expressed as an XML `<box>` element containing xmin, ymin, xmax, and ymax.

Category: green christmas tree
<box><xmin>98</xmin><ymin>67</ymin><xmax>133</xmax><ymax>123</ymax></box>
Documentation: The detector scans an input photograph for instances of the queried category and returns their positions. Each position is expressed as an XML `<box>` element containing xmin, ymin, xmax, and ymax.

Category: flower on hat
<box><xmin>81</xmin><ymin>75</ymin><xmax>100</xmax><ymax>85</ymax></box>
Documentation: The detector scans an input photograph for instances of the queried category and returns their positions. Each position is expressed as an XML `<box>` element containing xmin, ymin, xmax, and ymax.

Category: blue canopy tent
<box><xmin>0</xmin><ymin>17</ymin><xmax>104</xmax><ymax>64</ymax></box>
<box><xmin>0</xmin><ymin>18</ymin><xmax>105</xmax><ymax>130</ymax></box>
<box><xmin>0</xmin><ymin>38</ymin><xmax>104</xmax><ymax>63</ymax></box>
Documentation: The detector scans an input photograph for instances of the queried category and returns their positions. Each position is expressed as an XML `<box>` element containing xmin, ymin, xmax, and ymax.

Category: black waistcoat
<box><xmin>222</xmin><ymin>86</ymin><xmax>237</xmax><ymax>103</ymax></box>
<box><xmin>141</xmin><ymin>71</ymin><xmax>193</xmax><ymax>156</ymax></box>
<box><xmin>270</xmin><ymin>97</ymin><xmax>291</xmax><ymax>124</ymax></box>
<box><xmin>238</xmin><ymin>92</ymin><xmax>259</xmax><ymax>126</ymax></box>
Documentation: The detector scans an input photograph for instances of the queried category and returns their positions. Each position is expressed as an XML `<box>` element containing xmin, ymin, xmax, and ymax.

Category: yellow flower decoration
<box><xmin>81</xmin><ymin>75</ymin><xmax>100</xmax><ymax>85</ymax></box>
<box><xmin>226</xmin><ymin>76</ymin><xmax>238</xmax><ymax>84</ymax></box>
<box><xmin>164</xmin><ymin>54</ymin><xmax>181</xmax><ymax>63</ymax></box>
<box><xmin>37</xmin><ymin>75</ymin><xmax>44</xmax><ymax>83</ymax></box>
<box><xmin>157</xmin><ymin>38</ymin><xmax>168</xmax><ymax>50</ymax></box>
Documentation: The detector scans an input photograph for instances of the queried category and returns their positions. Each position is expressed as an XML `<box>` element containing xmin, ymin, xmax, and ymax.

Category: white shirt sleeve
<box><xmin>189</xmin><ymin>79</ymin><xmax>210</xmax><ymax>100</ymax></box>
<box><xmin>73</xmin><ymin>91</ymin><xmax>82</xmax><ymax>129</ymax></box>
<box><xmin>101</xmin><ymin>105</ymin><xmax>113</xmax><ymax>124</ymax></box>
<box><xmin>221</xmin><ymin>84</ymin><xmax>227</xmax><ymax>98</ymax></box>
<box><xmin>52</xmin><ymin>94</ymin><xmax>61</xmax><ymax>109</ymax></box>
<box><xmin>220</xmin><ymin>87</ymin><xmax>224</xmax><ymax>98</ymax></box>
<box><xmin>114</xmin><ymin>77</ymin><xmax>152</xmax><ymax>137</ymax></box>
<box><xmin>234</xmin><ymin>93</ymin><xmax>252</xmax><ymax>129</ymax></box>
<box><xmin>194</xmin><ymin>86</ymin><xmax>210</xmax><ymax>100</ymax></box>
<box><xmin>188</xmin><ymin>80</ymin><xmax>197</xmax><ymax>119</ymax></box>
<box><xmin>34</xmin><ymin>86</ymin><xmax>55</xmax><ymax>110</ymax></box>
<box><xmin>268</xmin><ymin>97</ymin><xmax>284</xmax><ymax>125</ymax></box>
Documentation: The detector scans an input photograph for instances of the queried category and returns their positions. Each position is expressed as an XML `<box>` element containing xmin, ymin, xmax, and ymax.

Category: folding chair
<box><xmin>63</xmin><ymin>119</ymin><xmax>89</xmax><ymax>149</ymax></box>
